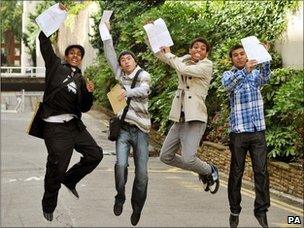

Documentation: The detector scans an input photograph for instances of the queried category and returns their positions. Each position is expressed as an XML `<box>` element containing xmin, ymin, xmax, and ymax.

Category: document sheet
<box><xmin>241</xmin><ymin>36</ymin><xmax>272</xmax><ymax>64</ymax></box>
<box><xmin>99</xmin><ymin>10</ymin><xmax>113</xmax><ymax>41</ymax></box>
<box><xmin>143</xmin><ymin>18</ymin><xmax>174</xmax><ymax>53</ymax></box>
<box><xmin>35</xmin><ymin>3</ymin><xmax>67</xmax><ymax>37</ymax></box>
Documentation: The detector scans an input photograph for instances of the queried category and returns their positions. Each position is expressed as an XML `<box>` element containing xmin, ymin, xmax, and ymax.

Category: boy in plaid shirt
<box><xmin>222</xmin><ymin>44</ymin><xmax>271</xmax><ymax>228</ymax></box>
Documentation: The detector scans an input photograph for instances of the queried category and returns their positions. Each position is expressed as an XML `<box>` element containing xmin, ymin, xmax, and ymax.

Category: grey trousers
<box><xmin>160</xmin><ymin>121</ymin><xmax>211</xmax><ymax>175</ymax></box>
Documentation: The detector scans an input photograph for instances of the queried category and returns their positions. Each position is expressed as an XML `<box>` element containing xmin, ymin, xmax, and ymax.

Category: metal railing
<box><xmin>0</xmin><ymin>66</ymin><xmax>46</xmax><ymax>77</ymax></box>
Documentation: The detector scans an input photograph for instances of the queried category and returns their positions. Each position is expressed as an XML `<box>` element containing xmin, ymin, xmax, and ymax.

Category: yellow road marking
<box><xmin>100</xmin><ymin>167</ymin><xmax>303</xmax><ymax>215</ymax></box>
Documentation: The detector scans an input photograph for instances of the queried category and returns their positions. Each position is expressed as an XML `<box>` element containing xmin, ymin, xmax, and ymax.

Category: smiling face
<box><xmin>65</xmin><ymin>47</ymin><xmax>83</xmax><ymax>67</ymax></box>
<box><xmin>189</xmin><ymin>41</ymin><xmax>208</xmax><ymax>62</ymax></box>
<box><xmin>119</xmin><ymin>54</ymin><xmax>137</xmax><ymax>75</ymax></box>
<box><xmin>231</xmin><ymin>48</ymin><xmax>248</xmax><ymax>69</ymax></box>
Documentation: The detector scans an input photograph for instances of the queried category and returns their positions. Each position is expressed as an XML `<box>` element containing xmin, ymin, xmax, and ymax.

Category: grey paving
<box><xmin>1</xmin><ymin>111</ymin><xmax>303</xmax><ymax>227</ymax></box>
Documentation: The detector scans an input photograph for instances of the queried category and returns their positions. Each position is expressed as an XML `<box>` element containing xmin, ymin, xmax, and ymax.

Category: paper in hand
<box><xmin>99</xmin><ymin>23</ymin><xmax>111</xmax><ymax>41</ymax></box>
<box><xmin>35</xmin><ymin>3</ymin><xmax>67</xmax><ymax>37</ymax></box>
<box><xmin>143</xmin><ymin>18</ymin><xmax>174</xmax><ymax>53</ymax></box>
<box><xmin>101</xmin><ymin>10</ymin><xmax>113</xmax><ymax>23</ymax></box>
<box><xmin>241</xmin><ymin>36</ymin><xmax>272</xmax><ymax>64</ymax></box>
<box><xmin>107</xmin><ymin>84</ymin><xmax>127</xmax><ymax>114</ymax></box>
<box><xmin>98</xmin><ymin>10</ymin><xmax>113</xmax><ymax>41</ymax></box>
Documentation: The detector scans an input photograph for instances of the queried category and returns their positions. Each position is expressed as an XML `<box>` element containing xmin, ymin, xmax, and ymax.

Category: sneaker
<box><xmin>209</xmin><ymin>164</ymin><xmax>220</xmax><ymax>194</ymax></box>
<box><xmin>198</xmin><ymin>173</ymin><xmax>209</xmax><ymax>191</ymax></box>
<box><xmin>113</xmin><ymin>202</ymin><xmax>123</xmax><ymax>216</ymax></box>
<box><xmin>229</xmin><ymin>214</ymin><xmax>239</xmax><ymax>228</ymax></box>
<box><xmin>130</xmin><ymin>211</ymin><xmax>141</xmax><ymax>226</ymax></box>
<box><xmin>198</xmin><ymin>164</ymin><xmax>220</xmax><ymax>194</ymax></box>
<box><xmin>43</xmin><ymin>212</ymin><xmax>53</xmax><ymax>221</ymax></box>
<box><xmin>255</xmin><ymin>213</ymin><xmax>268</xmax><ymax>228</ymax></box>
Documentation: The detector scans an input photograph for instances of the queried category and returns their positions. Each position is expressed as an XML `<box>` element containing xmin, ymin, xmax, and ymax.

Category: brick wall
<box><xmin>197</xmin><ymin>142</ymin><xmax>304</xmax><ymax>199</ymax></box>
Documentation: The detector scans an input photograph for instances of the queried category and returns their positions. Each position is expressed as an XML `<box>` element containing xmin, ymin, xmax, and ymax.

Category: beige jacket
<box><xmin>156</xmin><ymin>52</ymin><xmax>213</xmax><ymax>123</ymax></box>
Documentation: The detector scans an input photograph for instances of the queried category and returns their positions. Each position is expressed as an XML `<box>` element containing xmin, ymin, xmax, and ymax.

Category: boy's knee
<box><xmin>159</xmin><ymin>152</ymin><xmax>172</xmax><ymax>164</ymax></box>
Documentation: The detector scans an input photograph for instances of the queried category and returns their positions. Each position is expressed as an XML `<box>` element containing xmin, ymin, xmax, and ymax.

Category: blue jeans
<box><xmin>115</xmin><ymin>123</ymin><xmax>149</xmax><ymax>213</ymax></box>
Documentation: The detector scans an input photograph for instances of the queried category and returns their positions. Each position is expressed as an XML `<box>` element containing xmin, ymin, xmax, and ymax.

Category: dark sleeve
<box><xmin>38</xmin><ymin>31</ymin><xmax>60</xmax><ymax>69</ymax></box>
<box><xmin>79</xmin><ymin>78</ymin><xmax>93</xmax><ymax>112</ymax></box>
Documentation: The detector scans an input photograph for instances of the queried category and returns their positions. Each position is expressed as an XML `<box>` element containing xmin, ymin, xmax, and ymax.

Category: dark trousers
<box><xmin>228</xmin><ymin>131</ymin><xmax>270</xmax><ymax>216</ymax></box>
<box><xmin>42</xmin><ymin>118</ymin><xmax>103</xmax><ymax>213</ymax></box>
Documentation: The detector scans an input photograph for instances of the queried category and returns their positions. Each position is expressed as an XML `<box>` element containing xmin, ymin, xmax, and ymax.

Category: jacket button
<box><xmin>188</xmin><ymin>96</ymin><xmax>191</xmax><ymax>99</ymax></box>
<box><xmin>186</xmin><ymin>86</ymin><xmax>189</xmax><ymax>89</ymax></box>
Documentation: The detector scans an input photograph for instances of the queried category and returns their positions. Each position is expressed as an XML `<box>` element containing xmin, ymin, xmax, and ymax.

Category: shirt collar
<box><xmin>123</xmin><ymin>65</ymin><xmax>141</xmax><ymax>79</ymax></box>
<box><xmin>62</xmin><ymin>61</ymin><xmax>81</xmax><ymax>73</ymax></box>
<box><xmin>231</xmin><ymin>65</ymin><xmax>242</xmax><ymax>73</ymax></box>
<box><xmin>182</xmin><ymin>54</ymin><xmax>208</xmax><ymax>64</ymax></box>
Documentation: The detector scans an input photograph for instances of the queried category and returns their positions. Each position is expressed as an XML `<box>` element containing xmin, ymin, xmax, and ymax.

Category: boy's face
<box><xmin>65</xmin><ymin>47</ymin><xmax>82</xmax><ymax>67</ymax></box>
<box><xmin>231</xmin><ymin>48</ymin><xmax>247</xmax><ymax>69</ymax></box>
<box><xmin>120</xmin><ymin>54</ymin><xmax>137</xmax><ymax>75</ymax></box>
<box><xmin>189</xmin><ymin>41</ymin><xmax>208</xmax><ymax>62</ymax></box>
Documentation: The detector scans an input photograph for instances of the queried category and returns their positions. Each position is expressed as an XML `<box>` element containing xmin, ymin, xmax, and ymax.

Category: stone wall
<box><xmin>197</xmin><ymin>142</ymin><xmax>303</xmax><ymax>199</ymax></box>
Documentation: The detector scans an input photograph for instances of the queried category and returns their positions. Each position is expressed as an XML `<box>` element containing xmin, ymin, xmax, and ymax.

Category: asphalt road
<box><xmin>1</xmin><ymin>111</ymin><xmax>303</xmax><ymax>227</ymax></box>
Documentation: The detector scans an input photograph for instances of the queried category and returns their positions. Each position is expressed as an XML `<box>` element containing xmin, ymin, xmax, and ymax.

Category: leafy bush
<box><xmin>265</xmin><ymin>69</ymin><xmax>304</xmax><ymax>161</ymax></box>
<box><xmin>87</xmin><ymin>0</ymin><xmax>302</xmax><ymax>161</ymax></box>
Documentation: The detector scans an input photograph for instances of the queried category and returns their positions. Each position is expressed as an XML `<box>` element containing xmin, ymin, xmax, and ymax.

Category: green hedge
<box><xmin>85</xmin><ymin>0</ymin><xmax>302</xmax><ymax>162</ymax></box>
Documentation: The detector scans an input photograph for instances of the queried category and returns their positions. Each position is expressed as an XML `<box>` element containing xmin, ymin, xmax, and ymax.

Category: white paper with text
<box><xmin>143</xmin><ymin>18</ymin><xmax>174</xmax><ymax>53</ymax></box>
<box><xmin>241</xmin><ymin>36</ymin><xmax>272</xmax><ymax>64</ymax></box>
<box><xmin>35</xmin><ymin>3</ymin><xmax>67</xmax><ymax>37</ymax></box>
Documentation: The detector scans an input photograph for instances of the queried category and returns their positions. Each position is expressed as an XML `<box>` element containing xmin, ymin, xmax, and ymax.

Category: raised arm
<box><xmin>163</xmin><ymin>52</ymin><xmax>213</xmax><ymax>78</ymax></box>
<box><xmin>221</xmin><ymin>69</ymin><xmax>247</xmax><ymax>92</ymax></box>
<box><xmin>38</xmin><ymin>31</ymin><xmax>60</xmax><ymax>69</ymax></box>
<box><xmin>125</xmin><ymin>71</ymin><xmax>151</xmax><ymax>98</ymax></box>
<box><xmin>102</xmin><ymin>22</ymin><xmax>121</xmax><ymax>80</ymax></box>
<box><xmin>255</xmin><ymin>62</ymin><xmax>271</xmax><ymax>86</ymax></box>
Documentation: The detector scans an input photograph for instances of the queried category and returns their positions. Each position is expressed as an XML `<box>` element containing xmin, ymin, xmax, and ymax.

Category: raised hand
<box><xmin>245</xmin><ymin>60</ymin><xmax>258</xmax><ymax>73</ymax></box>
<box><xmin>59</xmin><ymin>3</ymin><xmax>68</xmax><ymax>11</ymax></box>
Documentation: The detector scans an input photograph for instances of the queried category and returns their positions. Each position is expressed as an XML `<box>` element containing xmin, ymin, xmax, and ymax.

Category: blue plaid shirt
<box><xmin>221</xmin><ymin>62</ymin><xmax>271</xmax><ymax>133</ymax></box>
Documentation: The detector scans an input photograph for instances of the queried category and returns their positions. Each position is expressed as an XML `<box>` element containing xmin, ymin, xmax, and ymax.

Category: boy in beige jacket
<box><xmin>147</xmin><ymin>37</ymin><xmax>219</xmax><ymax>193</ymax></box>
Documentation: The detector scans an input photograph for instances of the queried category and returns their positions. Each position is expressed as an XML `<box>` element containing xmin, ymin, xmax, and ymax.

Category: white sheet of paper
<box><xmin>35</xmin><ymin>3</ymin><xmax>67</xmax><ymax>37</ymax></box>
<box><xmin>143</xmin><ymin>18</ymin><xmax>174</xmax><ymax>53</ymax></box>
<box><xmin>241</xmin><ymin>36</ymin><xmax>272</xmax><ymax>64</ymax></box>
<box><xmin>101</xmin><ymin>10</ymin><xmax>113</xmax><ymax>23</ymax></box>
<box><xmin>99</xmin><ymin>22</ymin><xmax>111</xmax><ymax>41</ymax></box>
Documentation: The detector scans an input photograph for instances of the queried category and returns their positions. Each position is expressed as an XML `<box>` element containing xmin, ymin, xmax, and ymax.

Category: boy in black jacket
<box><xmin>39</xmin><ymin>27</ymin><xmax>103</xmax><ymax>221</ymax></box>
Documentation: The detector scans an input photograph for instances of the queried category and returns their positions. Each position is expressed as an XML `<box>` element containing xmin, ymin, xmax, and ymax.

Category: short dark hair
<box><xmin>190</xmin><ymin>37</ymin><xmax>211</xmax><ymax>52</ymax></box>
<box><xmin>65</xmin><ymin>44</ymin><xmax>85</xmax><ymax>59</ymax></box>
<box><xmin>118</xmin><ymin>50</ymin><xmax>137</xmax><ymax>65</ymax></box>
<box><xmin>229</xmin><ymin>44</ymin><xmax>244</xmax><ymax>58</ymax></box>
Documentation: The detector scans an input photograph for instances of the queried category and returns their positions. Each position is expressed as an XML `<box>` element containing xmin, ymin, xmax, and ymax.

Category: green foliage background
<box><xmin>85</xmin><ymin>0</ymin><xmax>302</xmax><ymax>162</ymax></box>
<box><xmin>18</xmin><ymin>0</ymin><xmax>302</xmax><ymax>162</ymax></box>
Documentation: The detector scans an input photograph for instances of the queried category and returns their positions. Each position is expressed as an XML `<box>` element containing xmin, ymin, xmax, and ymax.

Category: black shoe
<box><xmin>63</xmin><ymin>183</ymin><xmax>79</xmax><ymax>199</ymax></box>
<box><xmin>130</xmin><ymin>211</ymin><xmax>141</xmax><ymax>226</ymax></box>
<box><xmin>255</xmin><ymin>213</ymin><xmax>268</xmax><ymax>228</ymax></box>
<box><xmin>198</xmin><ymin>173</ymin><xmax>209</xmax><ymax>191</ymax></box>
<box><xmin>43</xmin><ymin>212</ymin><xmax>53</xmax><ymax>221</ymax></box>
<box><xmin>198</xmin><ymin>164</ymin><xmax>220</xmax><ymax>194</ymax></box>
<box><xmin>113</xmin><ymin>202</ymin><xmax>123</xmax><ymax>216</ymax></box>
<box><xmin>229</xmin><ymin>214</ymin><xmax>239</xmax><ymax>228</ymax></box>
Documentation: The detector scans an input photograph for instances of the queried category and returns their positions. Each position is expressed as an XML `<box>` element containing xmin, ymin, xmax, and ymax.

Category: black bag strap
<box><xmin>120</xmin><ymin>69</ymin><xmax>143</xmax><ymax>121</ymax></box>
<box><xmin>43</xmin><ymin>72</ymin><xmax>82</xmax><ymax>103</ymax></box>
